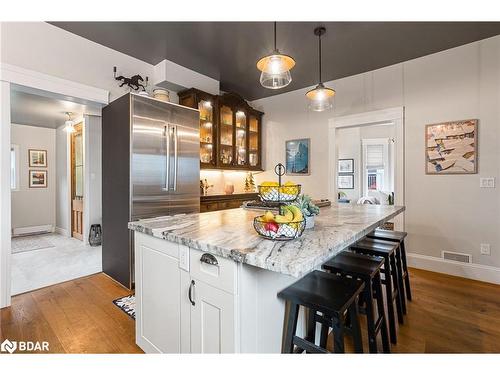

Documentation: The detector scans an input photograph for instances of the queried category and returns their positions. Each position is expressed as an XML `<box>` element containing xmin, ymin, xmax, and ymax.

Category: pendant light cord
<box><xmin>318</xmin><ymin>31</ymin><xmax>322</xmax><ymax>84</ymax></box>
<box><xmin>274</xmin><ymin>22</ymin><xmax>277</xmax><ymax>51</ymax></box>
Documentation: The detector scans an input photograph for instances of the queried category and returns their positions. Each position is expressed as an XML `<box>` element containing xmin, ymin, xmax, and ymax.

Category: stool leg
<box><xmin>395</xmin><ymin>246</ymin><xmax>407</xmax><ymax>314</ymax></box>
<box><xmin>400</xmin><ymin>241</ymin><xmax>412</xmax><ymax>301</ymax></box>
<box><xmin>364</xmin><ymin>278</ymin><xmax>378</xmax><ymax>353</ymax></box>
<box><xmin>305</xmin><ymin>308</ymin><xmax>317</xmax><ymax>351</ymax></box>
<box><xmin>390</xmin><ymin>253</ymin><xmax>404</xmax><ymax>324</ymax></box>
<box><xmin>382</xmin><ymin>257</ymin><xmax>397</xmax><ymax>344</ymax></box>
<box><xmin>374</xmin><ymin>273</ymin><xmax>391</xmax><ymax>353</ymax></box>
<box><xmin>282</xmin><ymin>302</ymin><xmax>299</xmax><ymax>353</ymax></box>
<box><xmin>348</xmin><ymin>299</ymin><xmax>364</xmax><ymax>353</ymax></box>
<box><xmin>319</xmin><ymin>318</ymin><xmax>329</xmax><ymax>349</ymax></box>
<box><xmin>332</xmin><ymin>316</ymin><xmax>345</xmax><ymax>353</ymax></box>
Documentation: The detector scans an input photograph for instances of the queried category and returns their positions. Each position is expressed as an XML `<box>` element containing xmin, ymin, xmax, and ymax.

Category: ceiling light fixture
<box><xmin>257</xmin><ymin>22</ymin><xmax>295</xmax><ymax>90</ymax></box>
<box><xmin>306</xmin><ymin>27</ymin><xmax>335</xmax><ymax>112</ymax></box>
<box><xmin>64</xmin><ymin>112</ymin><xmax>75</xmax><ymax>133</ymax></box>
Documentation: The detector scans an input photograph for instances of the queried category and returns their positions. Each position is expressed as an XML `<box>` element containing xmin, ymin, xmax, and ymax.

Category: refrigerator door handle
<box><xmin>173</xmin><ymin>125</ymin><xmax>178</xmax><ymax>191</ymax></box>
<box><xmin>163</xmin><ymin>125</ymin><xmax>170</xmax><ymax>191</ymax></box>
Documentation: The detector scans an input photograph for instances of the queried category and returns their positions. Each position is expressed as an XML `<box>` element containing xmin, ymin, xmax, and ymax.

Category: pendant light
<box><xmin>257</xmin><ymin>22</ymin><xmax>295</xmax><ymax>89</ymax></box>
<box><xmin>306</xmin><ymin>27</ymin><xmax>335</xmax><ymax>111</ymax></box>
<box><xmin>64</xmin><ymin>112</ymin><xmax>75</xmax><ymax>133</ymax></box>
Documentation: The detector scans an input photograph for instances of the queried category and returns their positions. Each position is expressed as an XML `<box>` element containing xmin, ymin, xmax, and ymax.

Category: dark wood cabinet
<box><xmin>178</xmin><ymin>89</ymin><xmax>263</xmax><ymax>171</ymax></box>
<box><xmin>200</xmin><ymin>193</ymin><xmax>259</xmax><ymax>213</ymax></box>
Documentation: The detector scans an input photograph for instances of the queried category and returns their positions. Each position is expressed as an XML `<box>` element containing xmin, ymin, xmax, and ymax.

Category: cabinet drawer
<box><xmin>190</xmin><ymin>249</ymin><xmax>237</xmax><ymax>294</ymax></box>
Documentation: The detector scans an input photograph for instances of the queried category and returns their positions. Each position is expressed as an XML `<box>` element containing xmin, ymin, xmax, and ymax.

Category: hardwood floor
<box><xmin>329</xmin><ymin>268</ymin><xmax>500</xmax><ymax>353</ymax></box>
<box><xmin>1</xmin><ymin>268</ymin><xmax>500</xmax><ymax>354</ymax></box>
<box><xmin>0</xmin><ymin>273</ymin><xmax>142</xmax><ymax>353</ymax></box>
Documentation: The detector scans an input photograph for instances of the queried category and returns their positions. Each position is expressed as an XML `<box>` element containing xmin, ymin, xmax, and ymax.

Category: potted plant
<box><xmin>294</xmin><ymin>194</ymin><xmax>320</xmax><ymax>229</ymax></box>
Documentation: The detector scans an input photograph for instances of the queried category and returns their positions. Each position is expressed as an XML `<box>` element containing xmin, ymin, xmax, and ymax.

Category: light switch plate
<box><xmin>179</xmin><ymin>245</ymin><xmax>190</xmax><ymax>271</ymax></box>
<box><xmin>480</xmin><ymin>243</ymin><xmax>491</xmax><ymax>256</ymax></box>
<box><xmin>480</xmin><ymin>177</ymin><xmax>495</xmax><ymax>188</ymax></box>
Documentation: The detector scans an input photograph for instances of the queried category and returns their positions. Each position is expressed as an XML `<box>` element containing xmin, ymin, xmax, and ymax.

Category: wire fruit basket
<box><xmin>253</xmin><ymin>216</ymin><xmax>306</xmax><ymax>241</ymax></box>
<box><xmin>257</xmin><ymin>184</ymin><xmax>301</xmax><ymax>202</ymax></box>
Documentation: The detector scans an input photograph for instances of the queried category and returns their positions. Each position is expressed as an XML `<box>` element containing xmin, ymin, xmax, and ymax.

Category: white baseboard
<box><xmin>12</xmin><ymin>224</ymin><xmax>54</xmax><ymax>237</ymax></box>
<box><xmin>55</xmin><ymin>227</ymin><xmax>70</xmax><ymax>237</ymax></box>
<box><xmin>407</xmin><ymin>252</ymin><xmax>500</xmax><ymax>285</ymax></box>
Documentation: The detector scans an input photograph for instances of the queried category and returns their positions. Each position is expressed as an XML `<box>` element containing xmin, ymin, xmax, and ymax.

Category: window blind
<box><xmin>365</xmin><ymin>144</ymin><xmax>385</xmax><ymax>169</ymax></box>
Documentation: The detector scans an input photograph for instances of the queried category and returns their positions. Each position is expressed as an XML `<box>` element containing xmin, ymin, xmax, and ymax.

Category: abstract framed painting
<box><xmin>285</xmin><ymin>138</ymin><xmax>310</xmax><ymax>175</ymax></box>
<box><xmin>425</xmin><ymin>119</ymin><xmax>478</xmax><ymax>174</ymax></box>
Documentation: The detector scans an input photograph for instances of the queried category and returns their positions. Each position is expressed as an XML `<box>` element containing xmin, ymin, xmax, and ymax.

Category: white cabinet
<box><xmin>134</xmin><ymin>233</ymin><xmax>236</xmax><ymax>353</ymax></box>
<box><xmin>134</xmin><ymin>233</ymin><xmax>190</xmax><ymax>353</ymax></box>
<box><xmin>190</xmin><ymin>278</ymin><xmax>235</xmax><ymax>353</ymax></box>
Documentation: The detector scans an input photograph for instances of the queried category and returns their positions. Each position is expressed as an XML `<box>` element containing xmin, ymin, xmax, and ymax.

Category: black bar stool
<box><xmin>367</xmin><ymin>229</ymin><xmax>412</xmax><ymax>301</ymax></box>
<box><xmin>278</xmin><ymin>270</ymin><xmax>365</xmax><ymax>353</ymax></box>
<box><xmin>322</xmin><ymin>251</ymin><xmax>390</xmax><ymax>353</ymax></box>
<box><xmin>350</xmin><ymin>238</ymin><xmax>404</xmax><ymax>344</ymax></box>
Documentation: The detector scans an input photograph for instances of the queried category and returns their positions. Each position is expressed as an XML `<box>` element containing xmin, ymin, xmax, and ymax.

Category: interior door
<box><xmin>131</xmin><ymin>96</ymin><xmax>170</xmax><ymax>219</ymax></box>
<box><xmin>71</xmin><ymin>122</ymin><xmax>84</xmax><ymax>240</ymax></box>
<box><xmin>190</xmin><ymin>279</ymin><xmax>235</xmax><ymax>353</ymax></box>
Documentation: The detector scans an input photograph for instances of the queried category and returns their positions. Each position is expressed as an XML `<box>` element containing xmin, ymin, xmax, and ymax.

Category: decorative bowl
<box><xmin>253</xmin><ymin>216</ymin><xmax>306</xmax><ymax>241</ymax></box>
<box><xmin>257</xmin><ymin>184</ymin><xmax>301</xmax><ymax>202</ymax></box>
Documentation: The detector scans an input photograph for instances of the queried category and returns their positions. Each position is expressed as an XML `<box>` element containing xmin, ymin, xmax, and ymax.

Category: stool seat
<box><xmin>278</xmin><ymin>270</ymin><xmax>365</xmax><ymax>316</ymax></box>
<box><xmin>323</xmin><ymin>251</ymin><xmax>383</xmax><ymax>278</ymax></box>
<box><xmin>353</xmin><ymin>238</ymin><xmax>399</xmax><ymax>254</ymax></box>
<box><xmin>368</xmin><ymin>228</ymin><xmax>407</xmax><ymax>242</ymax></box>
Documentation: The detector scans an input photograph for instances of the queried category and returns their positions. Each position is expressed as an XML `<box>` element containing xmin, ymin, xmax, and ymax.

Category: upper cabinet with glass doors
<box><xmin>178</xmin><ymin>89</ymin><xmax>263</xmax><ymax>171</ymax></box>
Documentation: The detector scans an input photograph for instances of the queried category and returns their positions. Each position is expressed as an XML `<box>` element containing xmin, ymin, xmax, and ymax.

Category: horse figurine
<box><xmin>115</xmin><ymin>74</ymin><xmax>146</xmax><ymax>91</ymax></box>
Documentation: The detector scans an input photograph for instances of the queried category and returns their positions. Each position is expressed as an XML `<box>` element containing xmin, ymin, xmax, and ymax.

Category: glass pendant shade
<box><xmin>306</xmin><ymin>83</ymin><xmax>335</xmax><ymax>112</ymax></box>
<box><xmin>259</xmin><ymin>67</ymin><xmax>292</xmax><ymax>90</ymax></box>
<box><xmin>64</xmin><ymin>113</ymin><xmax>75</xmax><ymax>133</ymax></box>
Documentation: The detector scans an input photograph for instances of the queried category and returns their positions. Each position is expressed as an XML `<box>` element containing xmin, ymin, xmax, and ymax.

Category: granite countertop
<box><xmin>128</xmin><ymin>204</ymin><xmax>405</xmax><ymax>278</ymax></box>
<box><xmin>200</xmin><ymin>192</ymin><xmax>258</xmax><ymax>201</ymax></box>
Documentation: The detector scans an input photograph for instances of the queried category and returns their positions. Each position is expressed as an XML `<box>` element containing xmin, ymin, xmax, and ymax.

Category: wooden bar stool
<box><xmin>278</xmin><ymin>270</ymin><xmax>365</xmax><ymax>353</ymax></box>
<box><xmin>350</xmin><ymin>238</ymin><xmax>404</xmax><ymax>344</ymax></box>
<box><xmin>322</xmin><ymin>251</ymin><xmax>390</xmax><ymax>353</ymax></box>
<box><xmin>367</xmin><ymin>229</ymin><xmax>412</xmax><ymax>301</ymax></box>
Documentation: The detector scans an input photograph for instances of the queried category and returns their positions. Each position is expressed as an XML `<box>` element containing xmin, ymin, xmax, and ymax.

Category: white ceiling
<box><xmin>10</xmin><ymin>89</ymin><xmax>102</xmax><ymax>129</ymax></box>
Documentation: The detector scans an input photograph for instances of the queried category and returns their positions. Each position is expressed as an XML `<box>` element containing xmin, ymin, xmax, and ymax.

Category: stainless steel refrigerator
<box><xmin>102</xmin><ymin>93</ymin><xmax>200</xmax><ymax>289</ymax></box>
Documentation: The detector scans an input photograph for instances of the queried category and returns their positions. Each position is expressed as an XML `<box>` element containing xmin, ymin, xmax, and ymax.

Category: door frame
<box><xmin>0</xmin><ymin>63</ymin><xmax>108</xmax><ymax>308</ymax></box>
<box><xmin>328</xmin><ymin>107</ymin><xmax>405</xmax><ymax>228</ymax></box>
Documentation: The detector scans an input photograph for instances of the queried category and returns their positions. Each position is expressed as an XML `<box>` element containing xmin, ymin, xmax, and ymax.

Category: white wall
<box><xmin>11</xmin><ymin>124</ymin><xmax>56</xmax><ymax>230</ymax></box>
<box><xmin>336</xmin><ymin>126</ymin><xmax>360</xmax><ymax>201</ymax></box>
<box><xmin>252</xmin><ymin>35</ymin><xmax>500</xmax><ymax>268</ymax></box>
<box><xmin>1</xmin><ymin>22</ymin><xmax>154</xmax><ymax>102</ymax></box>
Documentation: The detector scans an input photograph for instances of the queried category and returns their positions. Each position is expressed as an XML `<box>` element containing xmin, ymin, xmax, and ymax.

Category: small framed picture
<box><xmin>337</xmin><ymin>174</ymin><xmax>354</xmax><ymax>189</ymax></box>
<box><xmin>29</xmin><ymin>149</ymin><xmax>47</xmax><ymax>167</ymax></box>
<box><xmin>29</xmin><ymin>170</ymin><xmax>47</xmax><ymax>188</ymax></box>
<box><xmin>338</xmin><ymin>159</ymin><xmax>354</xmax><ymax>173</ymax></box>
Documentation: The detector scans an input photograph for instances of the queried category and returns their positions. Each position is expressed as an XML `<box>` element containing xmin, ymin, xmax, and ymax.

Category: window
<box><xmin>362</xmin><ymin>138</ymin><xmax>391</xmax><ymax>196</ymax></box>
<box><xmin>11</xmin><ymin>144</ymin><xmax>20</xmax><ymax>191</ymax></box>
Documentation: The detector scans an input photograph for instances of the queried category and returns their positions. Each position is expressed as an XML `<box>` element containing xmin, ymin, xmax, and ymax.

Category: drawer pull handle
<box><xmin>188</xmin><ymin>280</ymin><xmax>195</xmax><ymax>306</ymax></box>
<box><xmin>200</xmin><ymin>253</ymin><xmax>218</xmax><ymax>266</ymax></box>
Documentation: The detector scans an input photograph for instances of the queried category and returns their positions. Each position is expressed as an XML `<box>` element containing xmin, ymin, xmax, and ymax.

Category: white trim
<box><xmin>0</xmin><ymin>63</ymin><xmax>109</xmax><ymax>105</ymax></box>
<box><xmin>55</xmin><ymin>227</ymin><xmax>70</xmax><ymax>237</ymax></box>
<box><xmin>328</xmin><ymin>107</ymin><xmax>405</xmax><ymax>230</ymax></box>
<box><xmin>12</xmin><ymin>224</ymin><xmax>54</xmax><ymax>237</ymax></box>
<box><xmin>0</xmin><ymin>81</ymin><xmax>12</xmax><ymax>308</ymax></box>
<box><xmin>10</xmin><ymin>143</ymin><xmax>20</xmax><ymax>191</ymax></box>
<box><xmin>408</xmin><ymin>252</ymin><xmax>500</xmax><ymax>285</ymax></box>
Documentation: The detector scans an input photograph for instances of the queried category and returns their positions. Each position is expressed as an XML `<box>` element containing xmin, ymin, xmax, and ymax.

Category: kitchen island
<box><xmin>128</xmin><ymin>204</ymin><xmax>405</xmax><ymax>353</ymax></box>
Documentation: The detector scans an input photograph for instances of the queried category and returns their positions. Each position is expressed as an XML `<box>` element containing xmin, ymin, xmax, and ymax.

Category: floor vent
<box><xmin>442</xmin><ymin>251</ymin><xmax>472</xmax><ymax>263</ymax></box>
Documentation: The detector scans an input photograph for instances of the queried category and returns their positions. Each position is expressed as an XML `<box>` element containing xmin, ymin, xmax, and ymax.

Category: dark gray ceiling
<box><xmin>50</xmin><ymin>22</ymin><xmax>500</xmax><ymax>101</ymax></box>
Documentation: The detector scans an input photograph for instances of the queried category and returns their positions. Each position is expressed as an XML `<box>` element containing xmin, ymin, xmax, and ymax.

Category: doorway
<box><xmin>8</xmin><ymin>88</ymin><xmax>103</xmax><ymax>295</ymax></box>
<box><xmin>328</xmin><ymin>107</ymin><xmax>405</xmax><ymax>230</ymax></box>
<box><xmin>71</xmin><ymin>122</ymin><xmax>84</xmax><ymax>240</ymax></box>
